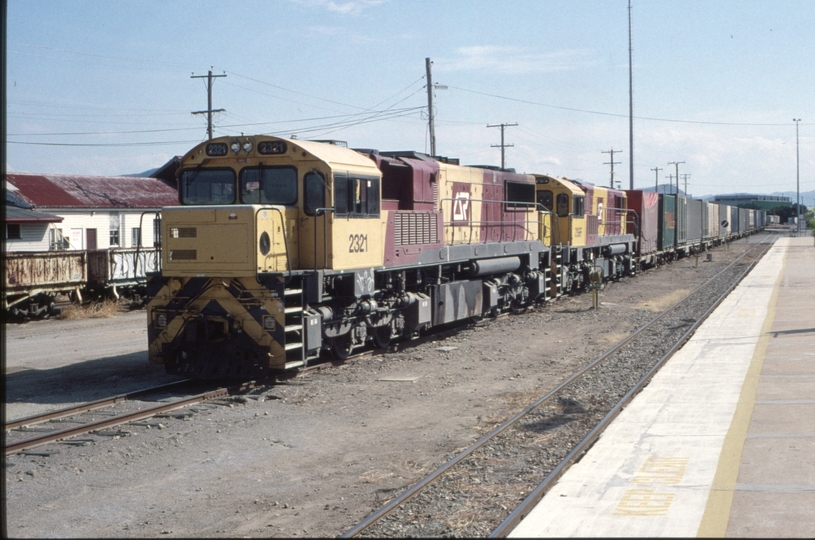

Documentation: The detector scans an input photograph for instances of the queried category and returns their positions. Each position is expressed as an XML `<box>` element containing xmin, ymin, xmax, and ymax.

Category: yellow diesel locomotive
<box><xmin>146</xmin><ymin>135</ymin><xmax>634</xmax><ymax>378</ymax></box>
<box><xmin>534</xmin><ymin>175</ymin><xmax>633</xmax><ymax>294</ymax></box>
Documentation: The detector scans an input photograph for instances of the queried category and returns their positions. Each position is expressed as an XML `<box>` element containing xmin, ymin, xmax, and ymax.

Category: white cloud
<box><xmin>305</xmin><ymin>25</ymin><xmax>378</xmax><ymax>44</ymax></box>
<box><xmin>437</xmin><ymin>46</ymin><xmax>596</xmax><ymax>74</ymax></box>
<box><xmin>291</xmin><ymin>0</ymin><xmax>385</xmax><ymax>16</ymax></box>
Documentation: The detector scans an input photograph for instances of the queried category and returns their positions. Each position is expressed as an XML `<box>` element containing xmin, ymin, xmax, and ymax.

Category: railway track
<box><xmin>4</xmin><ymin>379</ymin><xmax>271</xmax><ymax>455</ymax></box>
<box><xmin>342</xmin><ymin>236</ymin><xmax>777</xmax><ymax>538</ymax></box>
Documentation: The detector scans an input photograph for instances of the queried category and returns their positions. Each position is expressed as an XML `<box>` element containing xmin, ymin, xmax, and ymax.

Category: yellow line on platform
<box><xmin>696</xmin><ymin>244</ymin><xmax>788</xmax><ymax>537</ymax></box>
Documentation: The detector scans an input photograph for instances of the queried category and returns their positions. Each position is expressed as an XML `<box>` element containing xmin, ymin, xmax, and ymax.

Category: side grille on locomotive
<box><xmin>394</xmin><ymin>212</ymin><xmax>439</xmax><ymax>246</ymax></box>
<box><xmin>169</xmin><ymin>250</ymin><xmax>197</xmax><ymax>261</ymax></box>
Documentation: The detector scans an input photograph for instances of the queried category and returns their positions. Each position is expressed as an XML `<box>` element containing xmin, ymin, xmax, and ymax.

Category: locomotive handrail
<box><xmin>440</xmin><ymin>197</ymin><xmax>538</xmax><ymax>245</ymax></box>
<box><xmin>254</xmin><ymin>206</ymin><xmax>292</xmax><ymax>284</ymax></box>
<box><xmin>136</xmin><ymin>211</ymin><xmax>162</xmax><ymax>278</ymax></box>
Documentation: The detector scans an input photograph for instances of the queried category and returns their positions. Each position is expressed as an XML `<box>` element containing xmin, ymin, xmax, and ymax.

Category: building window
<box><xmin>109</xmin><ymin>212</ymin><xmax>120</xmax><ymax>246</ymax></box>
<box><xmin>50</xmin><ymin>228</ymin><xmax>68</xmax><ymax>250</ymax></box>
<box><xmin>7</xmin><ymin>224</ymin><xmax>22</xmax><ymax>239</ymax></box>
<box><xmin>131</xmin><ymin>228</ymin><xmax>141</xmax><ymax>247</ymax></box>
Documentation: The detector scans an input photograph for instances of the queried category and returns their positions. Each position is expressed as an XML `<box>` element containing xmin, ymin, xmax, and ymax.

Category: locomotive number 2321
<box><xmin>349</xmin><ymin>234</ymin><xmax>368</xmax><ymax>253</ymax></box>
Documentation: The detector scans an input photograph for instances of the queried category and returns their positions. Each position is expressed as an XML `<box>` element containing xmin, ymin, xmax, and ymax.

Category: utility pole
<box><xmin>651</xmin><ymin>166</ymin><xmax>663</xmax><ymax>192</ymax></box>
<box><xmin>425</xmin><ymin>58</ymin><xmax>447</xmax><ymax>157</ymax></box>
<box><xmin>488</xmin><ymin>123</ymin><xmax>518</xmax><ymax>170</ymax></box>
<box><xmin>666</xmin><ymin>174</ymin><xmax>675</xmax><ymax>194</ymax></box>
<box><xmin>668</xmin><ymin>161</ymin><xmax>684</xmax><ymax>196</ymax></box>
<box><xmin>628</xmin><ymin>0</ymin><xmax>634</xmax><ymax>190</ymax></box>
<box><xmin>681</xmin><ymin>173</ymin><xmax>691</xmax><ymax>197</ymax></box>
<box><xmin>191</xmin><ymin>69</ymin><xmax>226</xmax><ymax>140</ymax></box>
<box><xmin>426</xmin><ymin>58</ymin><xmax>436</xmax><ymax>157</ymax></box>
<box><xmin>794</xmin><ymin>118</ymin><xmax>801</xmax><ymax>231</ymax></box>
<box><xmin>602</xmin><ymin>148</ymin><xmax>623</xmax><ymax>188</ymax></box>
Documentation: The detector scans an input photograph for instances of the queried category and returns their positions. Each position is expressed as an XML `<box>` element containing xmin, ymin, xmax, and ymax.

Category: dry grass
<box><xmin>360</xmin><ymin>469</ymin><xmax>393</xmax><ymax>485</ymax></box>
<box><xmin>602</xmin><ymin>331</ymin><xmax>633</xmax><ymax>344</ymax></box>
<box><xmin>57</xmin><ymin>300</ymin><xmax>122</xmax><ymax>320</ymax></box>
<box><xmin>638</xmin><ymin>289</ymin><xmax>690</xmax><ymax>312</ymax></box>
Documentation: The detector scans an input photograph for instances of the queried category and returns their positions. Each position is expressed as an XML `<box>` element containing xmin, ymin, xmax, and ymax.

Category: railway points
<box><xmin>506</xmin><ymin>236</ymin><xmax>815</xmax><ymax>538</ymax></box>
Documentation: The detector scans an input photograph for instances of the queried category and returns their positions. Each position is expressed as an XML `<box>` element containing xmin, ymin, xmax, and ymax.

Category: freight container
<box><xmin>717</xmin><ymin>203</ymin><xmax>732</xmax><ymax>238</ymax></box>
<box><xmin>705</xmin><ymin>201</ymin><xmax>719</xmax><ymax>241</ymax></box>
<box><xmin>658</xmin><ymin>194</ymin><xmax>676</xmax><ymax>251</ymax></box>
<box><xmin>686</xmin><ymin>198</ymin><xmax>703</xmax><ymax>244</ymax></box>
<box><xmin>738</xmin><ymin>207</ymin><xmax>749</xmax><ymax>234</ymax></box>
<box><xmin>625</xmin><ymin>190</ymin><xmax>659</xmax><ymax>257</ymax></box>
<box><xmin>676</xmin><ymin>195</ymin><xmax>687</xmax><ymax>246</ymax></box>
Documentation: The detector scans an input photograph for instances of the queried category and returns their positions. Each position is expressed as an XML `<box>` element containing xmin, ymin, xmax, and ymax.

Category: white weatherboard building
<box><xmin>5</xmin><ymin>173</ymin><xmax>178</xmax><ymax>253</ymax></box>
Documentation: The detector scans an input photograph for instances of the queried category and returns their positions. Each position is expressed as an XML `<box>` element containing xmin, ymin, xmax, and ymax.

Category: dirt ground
<box><xmin>3</xmin><ymin>240</ymin><xmax>759</xmax><ymax>538</ymax></box>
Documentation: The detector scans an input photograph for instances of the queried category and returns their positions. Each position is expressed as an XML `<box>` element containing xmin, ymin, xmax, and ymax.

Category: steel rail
<box><xmin>4</xmin><ymin>379</ymin><xmax>196</xmax><ymax>431</ymax></box>
<box><xmin>489</xmin><ymin>238</ymin><xmax>774</xmax><ymax>537</ymax></box>
<box><xmin>4</xmin><ymin>380</ymin><xmax>263</xmax><ymax>455</ymax></box>
<box><xmin>341</xmin><ymin>236</ymin><xmax>775</xmax><ymax>538</ymax></box>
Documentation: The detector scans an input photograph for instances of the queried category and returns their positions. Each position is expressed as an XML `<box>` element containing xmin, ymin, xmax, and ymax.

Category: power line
<box><xmin>7</xmin><ymin>140</ymin><xmax>202</xmax><ymax>147</ymax></box>
<box><xmin>446</xmin><ymin>85</ymin><xmax>801</xmax><ymax>127</ymax></box>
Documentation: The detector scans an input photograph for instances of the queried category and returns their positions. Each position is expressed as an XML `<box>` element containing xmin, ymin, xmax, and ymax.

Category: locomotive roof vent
<box><xmin>468</xmin><ymin>164</ymin><xmax>516</xmax><ymax>173</ymax></box>
<box><xmin>379</xmin><ymin>150</ymin><xmax>460</xmax><ymax>165</ymax></box>
<box><xmin>353</xmin><ymin>148</ymin><xmax>380</xmax><ymax>155</ymax></box>
<box><xmin>310</xmin><ymin>139</ymin><xmax>348</xmax><ymax>147</ymax></box>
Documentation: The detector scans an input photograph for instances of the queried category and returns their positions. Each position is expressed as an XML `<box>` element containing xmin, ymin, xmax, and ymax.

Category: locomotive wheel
<box><xmin>373</xmin><ymin>326</ymin><xmax>391</xmax><ymax>349</ymax></box>
<box><xmin>332</xmin><ymin>336</ymin><xmax>354</xmax><ymax>360</ymax></box>
<box><xmin>510</xmin><ymin>299</ymin><xmax>528</xmax><ymax>315</ymax></box>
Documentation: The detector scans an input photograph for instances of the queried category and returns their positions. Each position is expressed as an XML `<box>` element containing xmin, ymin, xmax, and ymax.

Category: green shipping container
<box><xmin>658</xmin><ymin>194</ymin><xmax>676</xmax><ymax>251</ymax></box>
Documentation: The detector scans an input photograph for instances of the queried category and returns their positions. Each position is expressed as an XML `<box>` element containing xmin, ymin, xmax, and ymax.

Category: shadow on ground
<box><xmin>5</xmin><ymin>352</ymin><xmax>184</xmax><ymax>407</ymax></box>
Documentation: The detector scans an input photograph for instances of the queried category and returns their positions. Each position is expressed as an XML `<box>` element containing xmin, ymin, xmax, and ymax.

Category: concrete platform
<box><xmin>509</xmin><ymin>237</ymin><xmax>815</xmax><ymax>538</ymax></box>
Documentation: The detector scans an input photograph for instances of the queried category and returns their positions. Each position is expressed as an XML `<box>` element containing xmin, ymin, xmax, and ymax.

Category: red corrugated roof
<box><xmin>5</xmin><ymin>173</ymin><xmax>179</xmax><ymax>209</ymax></box>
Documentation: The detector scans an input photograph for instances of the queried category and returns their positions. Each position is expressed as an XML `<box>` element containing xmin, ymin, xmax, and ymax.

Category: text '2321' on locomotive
<box><xmin>145</xmin><ymin>135</ymin><xmax>760</xmax><ymax>379</ymax></box>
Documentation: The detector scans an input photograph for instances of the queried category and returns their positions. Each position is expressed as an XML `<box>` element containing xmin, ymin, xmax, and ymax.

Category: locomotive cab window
<box><xmin>537</xmin><ymin>190</ymin><xmax>554</xmax><ymax>212</ymax></box>
<box><xmin>556</xmin><ymin>193</ymin><xmax>570</xmax><ymax>217</ymax></box>
<box><xmin>573</xmin><ymin>195</ymin><xmax>585</xmax><ymax>217</ymax></box>
<box><xmin>179</xmin><ymin>168</ymin><xmax>236</xmax><ymax>205</ymax></box>
<box><xmin>334</xmin><ymin>173</ymin><xmax>380</xmax><ymax>218</ymax></box>
<box><xmin>304</xmin><ymin>171</ymin><xmax>327</xmax><ymax>215</ymax></box>
<box><xmin>240</xmin><ymin>166</ymin><xmax>297</xmax><ymax>205</ymax></box>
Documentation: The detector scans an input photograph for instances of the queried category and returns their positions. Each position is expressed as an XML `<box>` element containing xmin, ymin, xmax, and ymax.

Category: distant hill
<box><xmin>125</xmin><ymin>168</ymin><xmax>160</xmax><ymax>178</ymax></box>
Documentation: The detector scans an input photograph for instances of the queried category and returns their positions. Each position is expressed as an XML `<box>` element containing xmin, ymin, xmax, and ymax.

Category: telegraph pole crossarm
<box><xmin>602</xmin><ymin>148</ymin><xmax>623</xmax><ymax>188</ymax></box>
<box><xmin>681</xmin><ymin>174</ymin><xmax>691</xmax><ymax>198</ymax></box>
<box><xmin>668</xmin><ymin>161</ymin><xmax>684</xmax><ymax>196</ymax></box>
<box><xmin>191</xmin><ymin>69</ymin><xmax>227</xmax><ymax>140</ymax></box>
<box><xmin>651</xmin><ymin>166</ymin><xmax>663</xmax><ymax>192</ymax></box>
<box><xmin>488</xmin><ymin>123</ymin><xmax>518</xmax><ymax>170</ymax></box>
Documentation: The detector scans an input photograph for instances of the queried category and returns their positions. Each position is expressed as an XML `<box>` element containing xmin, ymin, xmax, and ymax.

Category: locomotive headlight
<box><xmin>230</xmin><ymin>141</ymin><xmax>241</xmax><ymax>153</ymax></box>
<box><xmin>242</xmin><ymin>141</ymin><xmax>253</xmax><ymax>153</ymax></box>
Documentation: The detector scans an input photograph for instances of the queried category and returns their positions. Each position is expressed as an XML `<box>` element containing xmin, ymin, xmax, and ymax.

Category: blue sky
<box><xmin>6</xmin><ymin>0</ymin><xmax>815</xmax><ymax>203</ymax></box>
